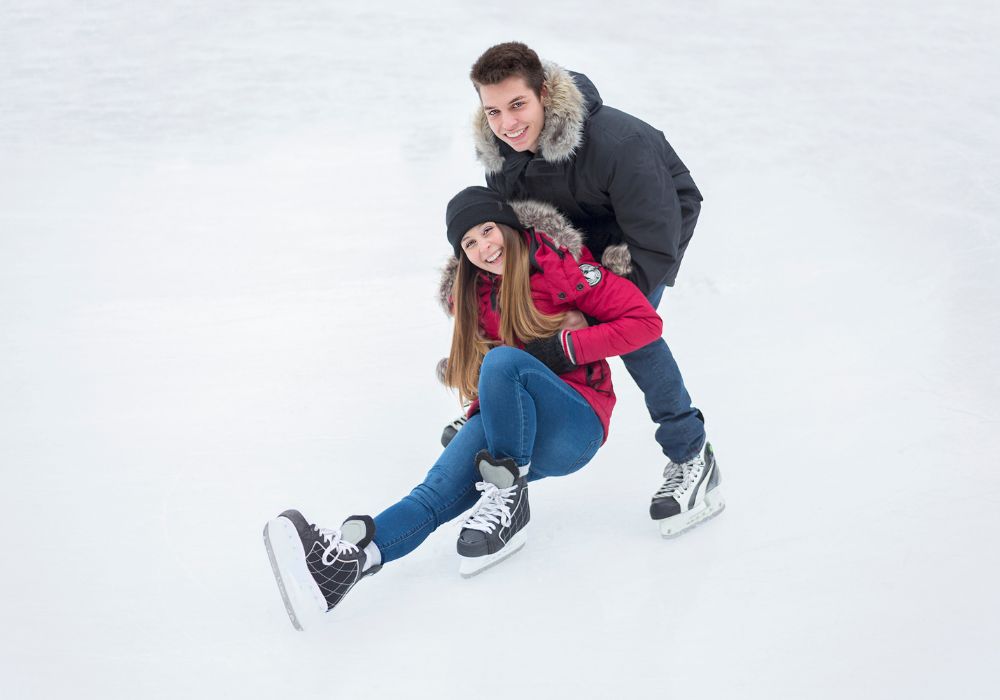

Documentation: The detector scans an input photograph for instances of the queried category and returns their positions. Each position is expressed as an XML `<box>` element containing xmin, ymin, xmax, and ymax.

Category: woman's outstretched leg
<box><xmin>263</xmin><ymin>415</ymin><xmax>489</xmax><ymax>629</ymax></box>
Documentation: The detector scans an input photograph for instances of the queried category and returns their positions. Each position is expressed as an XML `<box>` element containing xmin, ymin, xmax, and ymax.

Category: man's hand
<box><xmin>560</xmin><ymin>310</ymin><xmax>588</xmax><ymax>331</ymax></box>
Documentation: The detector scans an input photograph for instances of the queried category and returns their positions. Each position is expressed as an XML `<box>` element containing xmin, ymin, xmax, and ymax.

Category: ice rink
<box><xmin>2</xmin><ymin>1</ymin><xmax>998</xmax><ymax>697</ymax></box>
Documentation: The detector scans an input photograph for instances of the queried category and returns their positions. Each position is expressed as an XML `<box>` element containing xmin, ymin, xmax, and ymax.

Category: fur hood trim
<box><xmin>472</xmin><ymin>61</ymin><xmax>587</xmax><ymax>175</ymax></box>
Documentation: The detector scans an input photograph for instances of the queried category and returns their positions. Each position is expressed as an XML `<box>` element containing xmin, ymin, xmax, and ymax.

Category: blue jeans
<box><xmin>372</xmin><ymin>346</ymin><xmax>604</xmax><ymax>563</ymax></box>
<box><xmin>620</xmin><ymin>284</ymin><xmax>706</xmax><ymax>463</ymax></box>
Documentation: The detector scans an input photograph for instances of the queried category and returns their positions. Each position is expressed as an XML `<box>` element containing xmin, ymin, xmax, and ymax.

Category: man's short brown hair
<box><xmin>470</xmin><ymin>42</ymin><xmax>545</xmax><ymax>97</ymax></box>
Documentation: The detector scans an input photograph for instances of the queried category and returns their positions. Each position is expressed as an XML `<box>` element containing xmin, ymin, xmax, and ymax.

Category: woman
<box><xmin>263</xmin><ymin>187</ymin><xmax>662</xmax><ymax>630</ymax></box>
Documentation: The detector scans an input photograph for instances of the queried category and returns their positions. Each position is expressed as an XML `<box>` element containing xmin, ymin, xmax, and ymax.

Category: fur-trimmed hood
<box><xmin>437</xmin><ymin>199</ymin><xmax>587</xmax><ymax>315</ymax></box>
<box><xmin>472</xmin><ymin>61</ymin><xmax>600</xmax><ymax>175</ymax></box>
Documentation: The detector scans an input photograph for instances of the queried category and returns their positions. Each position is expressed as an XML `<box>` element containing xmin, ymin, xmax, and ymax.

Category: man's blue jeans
<box><xmin>620</xmin><ymin>284</ymin><xmax>706</xmax><ymax>463</ymax></box>
<box><xmin>373</xmin><ymin>347</ymin><xmax>604</xmax><ymax>563</ymax></box>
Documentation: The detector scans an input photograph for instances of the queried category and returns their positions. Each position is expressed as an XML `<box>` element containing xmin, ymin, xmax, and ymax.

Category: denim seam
<box><xmin>516</xmin><ymin>378</ymin><xmax>529</xmax><ymax>465</ymax></box>
<box><xmin>569</xmin><ymin>435</ymin><xmax>603</xmax><ymax>472</ymax></box>
<box><xmin>518</xmin><ymin>368</ymin><xmax>593</xmax><ymax>410</ymax></box>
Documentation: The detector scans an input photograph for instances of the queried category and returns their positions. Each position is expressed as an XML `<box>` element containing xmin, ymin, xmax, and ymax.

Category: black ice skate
<box><xmin>457</xmin><ymin>450</ymin><xmax>530</xmax><ymax>578</ymax></box>
<box><xmin>441</xmin><ymin>414</ymin><xmax>468</xmax><ymax>447</ymax></box>
<box><xmin>650</xmin><ymin>441</ymin><xmax>725</xmax><ymax>538</ymax></box>
<box><xmin>263</xmin><ymin>510</ymin><xmax>380</xmax><ymax>630</ymax></box>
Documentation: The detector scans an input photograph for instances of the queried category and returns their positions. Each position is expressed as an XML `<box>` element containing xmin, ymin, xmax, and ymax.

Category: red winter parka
<box><xmin>468</xmin><ymin>227</ymin><xmax>662</xmax><ymax>442</ymax></box>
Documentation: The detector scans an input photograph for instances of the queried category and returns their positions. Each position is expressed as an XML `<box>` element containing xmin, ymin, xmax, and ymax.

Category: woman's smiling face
<box><xmin>461</xmin><ymin>221</ymin><xmax>506</xmax><ymax>273</ymax></box>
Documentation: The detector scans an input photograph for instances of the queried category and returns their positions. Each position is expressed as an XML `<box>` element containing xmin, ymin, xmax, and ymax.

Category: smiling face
<box><xmin>478</xmin><ymin>76</ymin><xmax>547</xmax><ymax>154</ymax></box>
<box><xmin>461</xmin><ymin>221</ymin><xmax>507</xmax><ymax>273</ymax></box>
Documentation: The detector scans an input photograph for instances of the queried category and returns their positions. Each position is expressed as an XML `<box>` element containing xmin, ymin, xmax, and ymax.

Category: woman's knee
<box><xmin>480</xmin><ymin>346</ymin><xmax>531</xmax><ymax>381</ymax></box>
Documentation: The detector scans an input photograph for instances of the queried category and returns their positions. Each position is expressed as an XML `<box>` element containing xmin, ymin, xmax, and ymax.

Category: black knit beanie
<box><xmin>446</xmin><ymin>186</ymin><xmax>523</xmax><ymax>258</ymax></box>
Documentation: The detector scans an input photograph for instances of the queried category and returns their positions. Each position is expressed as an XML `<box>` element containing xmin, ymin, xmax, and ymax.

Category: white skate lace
<box><xmin>462</xmin><ymin>481</ymin><xmax>517</xmax><ymax>533</ymax></box>
<box><xmin>315</xmin><ymin>526</ymin><xmax>360</xmax><ymax>566</ymax></box>
<box><xmin>654</xmin><ymin>462</ymin><xmax>685</xmax><ymax>498</ymax></box>
<box><xmin>654</xmin><ymin>455</ymin><xmax>705</xmax><ymax>499</ymax></box>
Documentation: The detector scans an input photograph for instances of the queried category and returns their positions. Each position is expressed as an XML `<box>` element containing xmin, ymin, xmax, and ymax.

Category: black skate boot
<box><xmin>263</xmin><ymin>510</ymin><xmax>381</xmax><ymax>630</ymax></box>
<box><xmin>441</xmin><ymin>414</ymin><xmax>468</xmax><ymax>447</ymax></box>
<box><xmin>650</xmin><ymin>441</ymin><xmax>725</xmax><ymax>538</ymax></box>
<box><xmin>457</xmin><ymin>450</ymin><xmax>530</xmax><ymax>577</ymax></box>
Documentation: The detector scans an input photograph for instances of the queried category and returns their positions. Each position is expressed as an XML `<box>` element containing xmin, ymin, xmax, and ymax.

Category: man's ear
<box><xmin>540</xmin><ymin>83</ymin><xmax>550</xmax><ymax>108</ymax></box>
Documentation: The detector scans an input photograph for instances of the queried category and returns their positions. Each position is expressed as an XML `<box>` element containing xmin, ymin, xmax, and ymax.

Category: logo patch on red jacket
<box><xmin>579</xmin><ymin>263</ymin><xmax>603</xmax><ymax>287</ymax></box>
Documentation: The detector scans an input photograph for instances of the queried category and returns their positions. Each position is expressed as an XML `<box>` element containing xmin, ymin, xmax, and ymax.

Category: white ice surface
<box><xmin>2</xmin><ymin>2</ymin><xmax>999</xmax><ymax>698</ymax></box>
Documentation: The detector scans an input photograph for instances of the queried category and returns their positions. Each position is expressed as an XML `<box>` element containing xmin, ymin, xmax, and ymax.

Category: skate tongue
<box><xmin>475</xmin><ymin>450</ymin><xmax>518</xmax><ymax>489</ymax></box>
<box><xmin>340</xmin><ymin>515</ymin><xmax>375</xmax><ymax>549</ymax></box>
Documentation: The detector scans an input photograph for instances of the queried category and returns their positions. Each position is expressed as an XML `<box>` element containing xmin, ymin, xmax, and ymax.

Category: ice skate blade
<box><xmin>458</xmin><ymin>528</ymin><xmax>528</xmax><ymax>578</ymax></box>
<box><xmin>263</xmin><ymin>517</ymin><xmax>328</xmax><ymax>631</ymax></box>
<box><xmin>659</xmin><ymin>489</ymin><xmax>726</xmax><ymax>539</ymax></box>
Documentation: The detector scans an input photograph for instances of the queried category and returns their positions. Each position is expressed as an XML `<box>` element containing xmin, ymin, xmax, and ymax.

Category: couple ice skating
<box><xmin>264</xmin><ymin>42</ymin><xmax>724</xmax><ymax>630</ymax></box>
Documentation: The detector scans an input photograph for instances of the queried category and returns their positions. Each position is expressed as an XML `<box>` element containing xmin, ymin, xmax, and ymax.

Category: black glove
<box><xmin>523</xmin><ymin>331</ymin><xmax>577</xmax><ymax>375</ymax></box>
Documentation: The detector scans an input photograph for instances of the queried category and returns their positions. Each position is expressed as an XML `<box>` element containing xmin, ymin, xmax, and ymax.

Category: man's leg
<box><xmin>620</xmin><ymin>285</ymin><xmax>705</xmax><ymax>463</ymax></box>
<box><xmin>624</xmin><ymin>284</ymin><xmax>724</xmax><ymax>535</ymax></box>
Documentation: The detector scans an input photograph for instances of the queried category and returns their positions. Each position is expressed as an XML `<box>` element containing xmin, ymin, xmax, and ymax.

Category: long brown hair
<box><xmin>445</xmin><ymin>224</ymin><xmax>565</xmax><ymax>404</ymax></box>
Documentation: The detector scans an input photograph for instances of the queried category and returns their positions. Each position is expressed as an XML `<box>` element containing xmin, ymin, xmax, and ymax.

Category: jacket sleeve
<box><xmin>564</xmin><ymin>264</ymin><xmax>662</xmax><ymax>365</ymax></box>
<box><xmin>605</xmin><ymin>134</ymin><xmax>684</xmax><ymax>296</ymax></box>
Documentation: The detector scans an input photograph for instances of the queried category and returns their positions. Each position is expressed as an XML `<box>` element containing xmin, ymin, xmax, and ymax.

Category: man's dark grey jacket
<box><xmin>473</xmin><ymin>62</ymin><xmax>703</xmax><ymax>296</ymax></box>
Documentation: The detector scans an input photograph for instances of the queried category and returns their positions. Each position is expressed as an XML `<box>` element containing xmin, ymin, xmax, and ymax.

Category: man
<box><xmin>460</xmin><ymin>41</ymin><xmax>723</xmax><ymax>538</ymax></box>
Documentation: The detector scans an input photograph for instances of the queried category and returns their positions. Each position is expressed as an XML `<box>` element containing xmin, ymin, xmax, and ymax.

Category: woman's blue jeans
<box><xmin>620</xmin><ymin>284</ymin><xmax>706</xmax><ymax>463</ymax></box>
<box><xmin>372</xmin><ymin>346</ymin><xmax>604</xmax><ymax>563</ymax></box>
